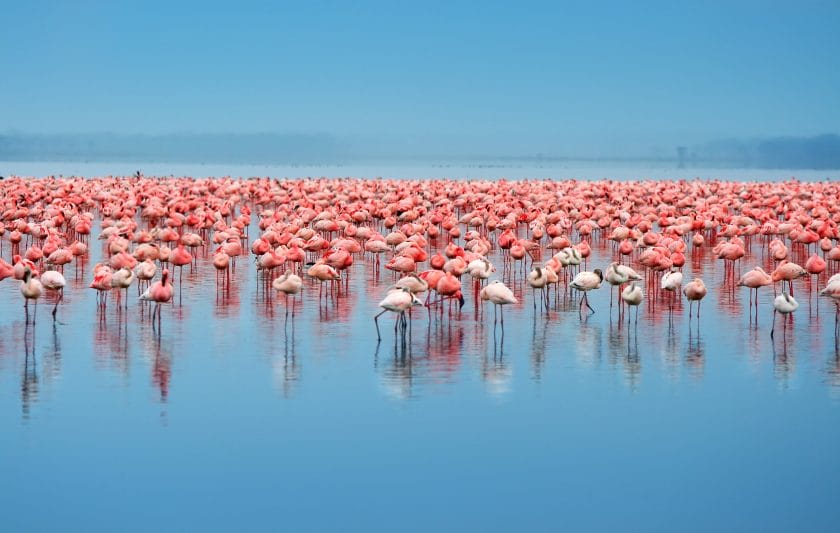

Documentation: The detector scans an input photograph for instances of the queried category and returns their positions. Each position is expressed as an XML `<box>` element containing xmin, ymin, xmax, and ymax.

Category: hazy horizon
<box><xmin>3</xmin><ymin>1</ymin><xmax>839</xmax><ymax>160</ymax></box>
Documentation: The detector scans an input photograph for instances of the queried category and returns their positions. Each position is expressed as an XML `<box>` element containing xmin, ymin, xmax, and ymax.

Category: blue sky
<box><xmin>2</xmin><ymin>0</ymin><xmax>838</xmax><ymax>156</ymax></box>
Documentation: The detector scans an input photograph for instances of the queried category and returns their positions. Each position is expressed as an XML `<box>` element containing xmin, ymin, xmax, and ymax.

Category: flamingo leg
<box><xmin>52</xmin><ymin>289</ymin><xmax>63</xmax><ymax>319</ymax></box>
<box><xmin>374</xmin><ymin>309</ymin><xmax>388</xmax><ymax>341</ymax></box>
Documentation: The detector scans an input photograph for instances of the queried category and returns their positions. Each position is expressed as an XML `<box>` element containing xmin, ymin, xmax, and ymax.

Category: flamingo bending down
<box><xmin>570</xmin><ymin>268</ymin><xmax>603</xmax><ymax>316</ymax></box>
<box><xmin>374</xmin><ymin>287</ymin><xmax>423</xmax><ymax>341</ymax></box>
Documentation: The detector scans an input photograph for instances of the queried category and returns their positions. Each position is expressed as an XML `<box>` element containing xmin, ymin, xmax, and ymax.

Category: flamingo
<box><xmin>40</xmin><ymin>270</ymin><xmax>67</xmax><ymax>318</ymax></box>
<box><xmin>480</xmin><ymin>280</ymin><xmax>517</xmax><ymax>329</ymax></box>
<box><xmin>89</xmin><ymin>266</ymin><xmax>113</xmax><ymax>307</ymax></box>
<box><xmin>661</xmin><ymin>268</ymin><xmax>683</xmax><ymax>318</ymax></box>
<box><xmin>771</xmin><ymin>261</ymin><xmax>807</xmax><ymax>296</ymax></box>
<box><xmin>140</xmin><ymin>269</ymin><xmax>174</xmax><ymax>329</ymax></box>
<box><xmin>771</xmin><ymin>291</ymin><xmax>799</xmax><ymax>339</ymax></box>
<box><xmin>527</xmin><ymin>265</ymin><xmax>550</xmax><ymax>311</ymax></box>
<box><xmin>306</xmin><ymin>262</ymin><xmax>341</xmax><ymax>299</ymax></box>
<box><xmin>272</xmin><ymin>271</ymin><xmax>303</xmax><ymax>319</ymax></box>
<box><xmin>395</xmin><ymin>273</ymin><xmax>429</xmax><ymax>296</ymax></box>
<box><xmin>570</xmin><ymin>268</ymin><xmax>603</xmax><ymax>316</ymax></box>
<box><xmin>111</xmin><ymin>267</ymin><xmax>135</xmax><ymax>308</ymax></box>
<box><xmin>374</xmin><ymin>287</ymin><xmax>422</xmax><ymax>341</ymax></box>
<box><xmin>819</xmin><ymin>274</ymin><xmax>840</xmax><ymax>337</ymax></box>
<box><xmin>604</xmin><ymin>261</ymin><xmax>642</xmax><ymax>311</ymax></box>
<box><xmin>134</xmin><ymin>259</ymin><xmax>158</xmax><ymax>293</ymax></box>
<box><xmin>738</xmin><ymin>267</ymin><xmax>773</xmax><ymax>311</ymax></box>
<box><xmin>621</xmin><ymin>283</ymin><xmax>643</xmax><ymax>324</ymax></box>
<box><xmin>683</xmin><ymin>278</ymin><xmax>707</xmax><ymax>319</ymax></box>
<box><xmin>20</xmin><ymin>267</ymin><xmax>43</xmax><ymax>324</ymax></box>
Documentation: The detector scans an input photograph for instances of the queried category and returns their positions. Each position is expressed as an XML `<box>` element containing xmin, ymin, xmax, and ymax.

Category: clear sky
<box><xmin>2</xmin><ymin>0</ymin><xmax>839</xmax><ymax>157</ymax></box>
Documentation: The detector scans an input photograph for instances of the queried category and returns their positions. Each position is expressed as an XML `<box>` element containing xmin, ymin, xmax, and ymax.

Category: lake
<box><xmin>1</xmin><ymin>165</ymin><xmax>839</xmax><ymax>532</ymax></box>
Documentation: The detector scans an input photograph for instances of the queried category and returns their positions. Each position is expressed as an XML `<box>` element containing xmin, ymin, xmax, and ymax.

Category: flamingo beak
<box><xmin>457</xmin><ymin>291</ymin><xmax>465</xmax><ymax>309</ymax></box>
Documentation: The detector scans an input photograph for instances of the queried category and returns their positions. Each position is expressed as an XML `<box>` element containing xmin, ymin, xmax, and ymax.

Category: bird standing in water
<box><xmin>40</xmin><ymin>270</ymin><xmax>66</xmax><ymax>319</ymax></box>
<box><xmin>140</xmin><ymin>269</ymin><xmax>174</xmax><ymax>330</ymax></box>
<box><xmin>273</xmin><ymin>270</ymin><xmax>303</xmax><ymax>320</ymax></box>
<box><xmin>683</xmin><ymin>278</ymin><xmax>707</xmax><ymax>320</ymax></box>
<box><xmin>570</xmin><ymin>268</ymin><xmax>603</xmax><ymax>316</ymax></box>
<box><xmin>621</xmin><ymin>282</ymin><xmax>643</xmax><ymax>324</ymax></box>
<box><xmin>661</xmin><ymin>268</ymin><xmax>683</xmax><ymax>319</ymax></box>
<box><xmin>819</xmin><ymin>274</ymin><xmax>840</xmax><ymax>337</ymax></box>
<box><xmin>771</xmin><ymin>291</ymin><xmax>799</xmax><ymax>339</ymax></box>
<box><xmin>374</xmin><ymin>287</ymin><xmax>422</xmax><ymax>341</ymax></box>
<box><xmin>20</xmin><ymin>267</ymin><xmax>43</xmax><ymax>324</ymax></box>
<box><xmin>605</xmin><ymin>262</ymin><xmax>642</xmax><ymax>311</ymax></box>
<box><xmin>480</xmin><ymin>280</ymin><xmax>518</xmax><ymax>329</ymax></box>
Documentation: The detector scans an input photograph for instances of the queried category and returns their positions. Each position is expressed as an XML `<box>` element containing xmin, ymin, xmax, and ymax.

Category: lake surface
<box><xmin>3</xmin><ymin>159</ymin><xmax>839</xmax><ymax>182</ymax></box>
<box><xmin>2</xmin><ymin>170</ymin><xmax>840</xmax><ymax>532</ymax></box>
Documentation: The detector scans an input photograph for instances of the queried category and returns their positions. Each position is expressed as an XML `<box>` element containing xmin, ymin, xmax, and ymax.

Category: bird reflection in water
<box><xmin>825</xmin><ymin>347</ymin><xmax>840</xmax><ymax>389</ymax></box>
<box><xmin>575</xmin><ymin>321</ymin><xmax>603</xmax><ymax>369</ymax></box>
<box><xmin>41</xmin><ymin>322</ymin><xmax>63</xmax><ymax>385</ymax></box>
<box><xmin>374</xmin><ymin>324</ymin><xmax>468</xmax><ymax>399</ymax></box>
<box><xmin>772</xmin><ymin>333</ymin><xmax>796</xmax><ymax>387</ymax></box>
<box><xmin>316</xmin><ymin>279</ymin><xmax>355</xmax><ymax>324</ymax></box>
<box><xmin>21</xmin><ymin>323</ymin><xmax>38</xmax><ymax>420</ymax></box>
<box><xmin>607</xmin><ymin>319</ymin><xmax>641</xmax><ymax>390</ymax></box>
<box><xmin>426</xmin><ymin>322</ymin><xmax>463</xmax><ymax>377</ymax></box>
<box><xmin>530</xmin><ymin>317</ymin><xmax>550</xmax><ymax>382</ymax></box>
<box><xmin>662</xmin><ymin>321</ymin><xmax>680</xmax><ymax>381</ymax></box>
<box><xmin>93</xmin><ymin>303</ymin><xmax>131</xmax><ymax>375</ymax></box>
<box><xmin>624</xmin><ymin>334</ymin><xmax>642</xmax><ymax>391</ymax></box>
<box><xmin>151</xmin><ymin>334</ymin><xmax>171</xmax><ymax>404</ymax></box>
<box><xmin>482</xmin><ymin>336</ymin><xmax>511</xmax><ymax>397</ymax></box>
<box><xmin>686</xmin><ymin>328</ymin><xmax>705</xmax><ymax>380</ymax></box>
<box><xmin>376</xmin><ymin>334</ymin><xmax>415</xmax><ymax>400</ymax></box>
<box><xmin>273</xmin><ymin>318</ymin><xmax>299</xmax><ymax>398</ymax></box>
<box><xmin>214</xmin><ymin>276</ymin><xmax>241</xmax><ymax>319</ymax></box>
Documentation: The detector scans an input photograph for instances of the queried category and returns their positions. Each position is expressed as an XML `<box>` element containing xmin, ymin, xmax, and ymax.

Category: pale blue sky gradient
<box><xmin>2</xmin><ymin>0</ymin><xmax>839</xmax><ymax>156</ymax></box>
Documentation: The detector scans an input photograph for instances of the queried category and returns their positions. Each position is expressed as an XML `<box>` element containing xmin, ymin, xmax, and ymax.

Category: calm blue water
<box><xmin>2</xmin><ymin>181</ymin><xmax>840</xmax><ymax>531</ymax></box>
<box><xmin>3</xmin><ymin>159</ymin><xmax>839</xmax><ymax>181</ymax></box>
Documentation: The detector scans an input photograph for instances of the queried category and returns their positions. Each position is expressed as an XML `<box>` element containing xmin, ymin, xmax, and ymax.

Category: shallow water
<box><xmin>3</xmin><ymin>159</ymin><xmax>839</xmax><ymax>181</ymax></box>
<box><xmin>2</xmin><ymin>192</ymin><xmax>840</xmax><ymax>532</ymax></box>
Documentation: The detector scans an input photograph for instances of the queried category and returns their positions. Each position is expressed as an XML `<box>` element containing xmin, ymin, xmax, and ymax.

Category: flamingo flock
<box><xmin>0</xmin><ymin>175</ymin><xmax>838</xmax><ymax>344</ymax></box>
